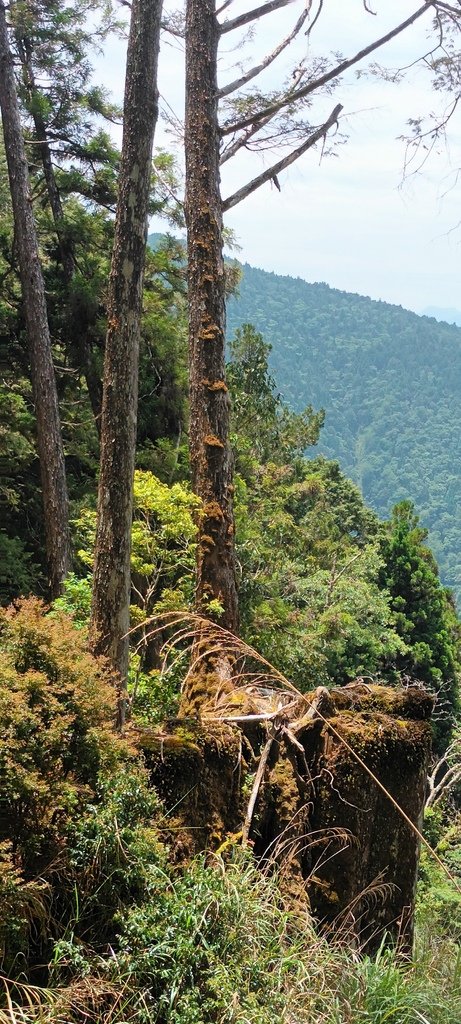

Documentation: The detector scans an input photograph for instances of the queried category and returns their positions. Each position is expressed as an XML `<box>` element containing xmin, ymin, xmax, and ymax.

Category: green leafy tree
<box><xmin>235</xmin><ymin>458</ymin><xmax>404</xmax><ymax>690</ymax></box>
<box><xmin>77</xmin><ymin>470</ymin><xmax>200</xmax><ymax>626</ymax></box>
<box><xmin>227</xmin><ymin>324</ymin><xmax>403</xmax><ymax>688</ymax></box>
<box><xmin>227</xmin><ymin>323</ymin><xmax>324</xmax><ymax>464</ymax></box>
<box><xmin>379</xmin><ymin>501</ymin><xmax>460</xmax><ymax>729</ymax></box>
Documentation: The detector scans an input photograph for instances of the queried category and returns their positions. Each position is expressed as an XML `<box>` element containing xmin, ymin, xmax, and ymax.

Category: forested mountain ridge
<box><xmin>227</xmin><ymin>264</ymin><xmax>461</xmax><ymax>601</ymax></box>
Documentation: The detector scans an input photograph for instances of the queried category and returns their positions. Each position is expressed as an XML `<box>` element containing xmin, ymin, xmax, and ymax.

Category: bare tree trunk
<box><xmin>0</xmin><ymin>0</ymin><xmax>70</xmax><ymax>597</ymax></box>
<box><xmin>184</xmin><ymin>0</ymin><xmax>238</xmax><ymax>634</ymax></box>
<box><xmin>90</xmin><ymin>0</ymin><xmax>163</xmax><ymax>723</ymax></box>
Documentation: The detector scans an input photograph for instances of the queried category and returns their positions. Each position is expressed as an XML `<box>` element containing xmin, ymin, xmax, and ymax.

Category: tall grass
<box><xmin>2</xmin><ymin>853</ymin><xmax>460</xmax><ymax>1024</ymax></box>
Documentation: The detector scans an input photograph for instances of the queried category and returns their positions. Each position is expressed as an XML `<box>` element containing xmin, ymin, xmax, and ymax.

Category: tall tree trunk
<box><xmin>184</xmin><ymin>0</ymin><xmax>238</xmax><ymax>634</ymax></box>
<box><xmin>0</xmin><ymin>0</ymin><xmax>70</xmax><ymax>597</ymax></box>
<box><xmin>15</xmin><ymin>32</ymin><xmax>103</xmax><ymax>430</ymax></box>
<box><xmin>89</xmin><ymin>0</ymin><xmax>163</xmax><ymax>723</ymax></box>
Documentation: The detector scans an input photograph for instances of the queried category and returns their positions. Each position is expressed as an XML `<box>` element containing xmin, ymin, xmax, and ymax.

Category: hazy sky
<box><xmin>97</xmin><ymin>1</ymin><xmax>461</xmax><ymax>314</ymax></box>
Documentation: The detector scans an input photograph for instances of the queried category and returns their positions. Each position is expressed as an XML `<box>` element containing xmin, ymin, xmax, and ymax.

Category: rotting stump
<box><xmin>139</xmin><ymin>682</ymin><xmax>433</xmax><ymax>951</ymax></box>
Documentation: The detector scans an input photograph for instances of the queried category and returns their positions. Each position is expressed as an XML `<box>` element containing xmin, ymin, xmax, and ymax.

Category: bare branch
<box><xmin>161</xmin><ymin>12</ymin><xmax>185</xmax><ymax>37</ymax></box>
<box><xmin>426</xmin><ymin>765</ymin><xmax>461</xmax><ymax>807</ymax></box>
<box><xmin>432</xmin><ymin>0</ymin><xmax>461</xmax><ymax>14</ymax></box>
<box><xmin>222</xmin><ymin>102</ymin><xmax>342</xmax><ymax>210</ymax></box>
<box><xmin>220</xmin><ymin>63</ymin><xmax>306</xmax><ymax>163</ymax></box>
<box><xmin>220</xmin><ymin>0</ymin><xmax>298</xmax><ymax>35</ymax></box>
<box><xmin>216</xmin><ymin>0</ymin><xmax>237</xmax><ymax>13</ymax></box>
<box><xmin>306</xmin><ymin>0</ymin><xmax>323</xmax><ymax>39</ymax></box>
<box><xmin>220</xmin><ymin>108</ymin><xmax>277</xmax><ymax>163</ymax></box>
<box><xmin>219</xmin><ymin>4</ymin><xmax>310</xmax><ymax>97</ymax></box>
<box><xmin>221</xmin><ymin>3</ymin><xmax>432</xmax><ymax>136</ymax></box>
<box><xmin>426</xmin><ymin>731</ymin><xmax>461</xmax><ymax>808</ymax></box>
<box><xmin>242</xmin><ymin>733</ymin><xmax>274</xmax><ymax>845</ymax></box>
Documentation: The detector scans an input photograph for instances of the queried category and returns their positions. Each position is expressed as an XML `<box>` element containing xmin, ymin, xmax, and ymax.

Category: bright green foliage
<box><xmin>75</xmin><ymin>470</ymin><xmax>200</xmax><ymax>626</ymax></box>
<box><xmin>129</xmin><ymin>471</ymin><xmax>200</xmax><ymax>618</ymax></box>
<box><xmin>235</xmin><ymin>458</ymin><xmax>405</xmax><ymax>689</ymax></box>
<box><xmin>417</xmin><ymin>815</ymin><xmax>461</xmax><ymax>943</ymax></box>
<box><xmin>56</xmin><ymin>768</ymin><xmax>165</xmax><ymax>948</ymax></box>
<box><xmin>109</xmin><ymin>854</ymin><xmax>320</xmax><ymax>1024</ymax></box>
<box><xmin>52</xmin><ymin>571</ymin><xmax>93</xmax><ymax>627</ymax></box>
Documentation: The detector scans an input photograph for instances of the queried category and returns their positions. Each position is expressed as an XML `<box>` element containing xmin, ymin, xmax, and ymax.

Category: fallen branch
<box><xmin>242</xmin><ymin>733</ymin><xmax>276</xmax><ymax>844</ymax></box>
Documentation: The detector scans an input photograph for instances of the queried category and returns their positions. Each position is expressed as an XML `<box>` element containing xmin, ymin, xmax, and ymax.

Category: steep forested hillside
<box><xmin>227</xmin><ymin>265</ymin><xmax>461</xmax><ymax>601</ymax></box>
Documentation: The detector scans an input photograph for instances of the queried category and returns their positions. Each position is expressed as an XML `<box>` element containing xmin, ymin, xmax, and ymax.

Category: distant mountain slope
<box><xmin>227</xmin><ymin>264</ymin><xmax>461</xmax><ymax>601</ymax></box>
<box><xmin>422</xmin><ymin>306</ymin><xmax>461</xmax><ymax>326</ymax></box>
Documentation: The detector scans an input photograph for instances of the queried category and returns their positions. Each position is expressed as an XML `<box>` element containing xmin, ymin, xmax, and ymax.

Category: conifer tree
<box><xmin>8</xmin><ymin>0</ymin><xmax>120</xmax><ymax>427</ymax></box>
<box><xmin>0</xmin><ymin>0</ymin><xmax>70</xmax><ymax>596</ymax></box>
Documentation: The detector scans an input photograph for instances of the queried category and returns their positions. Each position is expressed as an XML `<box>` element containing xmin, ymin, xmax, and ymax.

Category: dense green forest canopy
<box><xmin>227</xmin><ymin>264</ymin><xmax>461</xmax><ymax>604</ymax></box>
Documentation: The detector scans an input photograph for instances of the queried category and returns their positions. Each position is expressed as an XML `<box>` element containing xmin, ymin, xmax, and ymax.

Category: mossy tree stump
<box><xmin>140</xmin><ymin>683</ymin><xmax>432</xmax><ymax>951</ymax></box>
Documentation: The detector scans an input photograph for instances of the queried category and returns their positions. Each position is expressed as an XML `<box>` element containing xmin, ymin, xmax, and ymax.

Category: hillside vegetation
<box><xmin>227</xmin><ymin>265</ymin><xmax>461</xmax><ymax>601</ymax></box>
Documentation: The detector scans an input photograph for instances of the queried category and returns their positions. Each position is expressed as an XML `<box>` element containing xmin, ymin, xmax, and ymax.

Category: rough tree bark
<box><xmin>181</xmin><ymin>0</ymin><xmax>438</xmax><ymax>708</ymax></box>
<box><xmin>184</xmin><ymin>0</ymin><xmax>238</xmax><ymax>635</ymax></box>
<box><xmin>14</xmin><ymin>30</ymin><xmax>103</xmax><ymax>428</ymax></box>
<box><xmin>0</xmin><ymin>0</ymin><xmax>70</xmax><ymax>597</ymax></box>
<box><xmin>90</xmin><ymin>0</ymin><xmax>163</xmax><ymax>721</ymax></box>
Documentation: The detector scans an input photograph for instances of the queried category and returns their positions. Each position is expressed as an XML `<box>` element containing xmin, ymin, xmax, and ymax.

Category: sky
<box><xmin>96</xmin><ymin>1</ymin><xmax>461</xmax><ymax>315</ymax></box>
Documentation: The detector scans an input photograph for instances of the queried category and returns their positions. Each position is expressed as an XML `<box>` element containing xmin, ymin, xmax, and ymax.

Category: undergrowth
<box><xmin>2</xmin><ymin>848</ymin><xmax>461</xmax><ymax>1024</ymax></box>
<box><xmin>1</xmin><ymin>600</ymin><xmax>460</xmax><ymax>1024</ymax></box>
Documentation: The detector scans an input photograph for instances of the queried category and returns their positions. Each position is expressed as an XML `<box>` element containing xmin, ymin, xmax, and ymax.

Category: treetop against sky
<box><xmin>94</xmin><ymin>0</ymin><xmax>461</xmax><ymax>313</ymax></box>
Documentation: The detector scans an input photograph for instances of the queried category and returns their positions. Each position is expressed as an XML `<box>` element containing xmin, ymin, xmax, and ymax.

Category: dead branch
<box><xmin>426</xmin><ymin>766</ymin><xmax>461</xmax><ymax>808</ymax></box>
<box><xmin>216</xmin><ymin>0</ymin><xmax>237</xmax><ymax>15</ymax></box>
<box><xmin>221</xmin><ymin>3</ymin><xmax>432</xmax><ymax>137</ymax></box>
<box><xmin>306</xmin><ymin>0</ymin><xmax>323</xmax><ymax>39</ymax></box>
<box><xmin>222</xmin><ymin>102</ymin><xmax>342</xmax><ymax>210</ymax></box>
<box><xmin>220</xmin><ymin>0</ymin><xmax>298</xmax><ymax>35</ymax></box>
<box><xmin>219</xmin><ymin>5</ymin><xmax>310</xmax><ymax>98</ymax></box>
<box><xmin>432</xmin><ymin>0</ymin><xmax>461</xmax><ymax>14</ymax></box>
<box><xmin>426</xmin><ymin>732</ymin><xmax>461</xmax><ymax>807</ymax></box>
<box><xmin>242</xmin><ymin>733</ymin><xmax>276</xmax><ymax>844</ymax></box>
<box><xmin>220</xmin><ymin>64</ymin><xmax>306</xmax><ymax>164</ymax></box>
